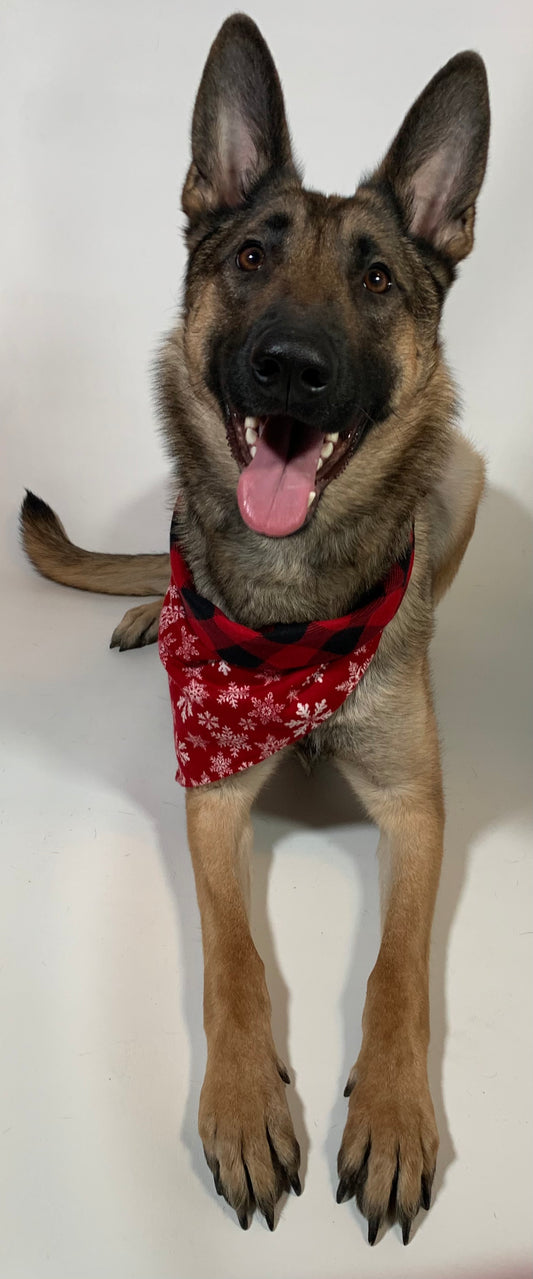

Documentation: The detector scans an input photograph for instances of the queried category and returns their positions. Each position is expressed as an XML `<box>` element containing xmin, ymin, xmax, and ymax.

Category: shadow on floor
<box><xmin>6</xmin><ymin>479</ymin><xmax>532</xmax><ymax>1237</ymax></box>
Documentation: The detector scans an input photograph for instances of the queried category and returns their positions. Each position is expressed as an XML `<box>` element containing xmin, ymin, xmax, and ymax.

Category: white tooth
<box><xmin>325</xmin><ymin>431</ymin><xmax>339</xmax><ymax>443</ymax></box>
<box><xmin>244</xmin><ymin>416</ymin><xmax>258</xmax><ymax>430</ymax></box>
<box><xmin>250</xmin><ymin>445</ymin><xmax>256</xmax><ymax>458</ymax></box>
<box><xmin>321</xmin><ymin>441</ymin><xmax>334</xmax><ymax>460</ymax></box>
<box><xmin>317</xmin><ymin>456</ymin><xmax>323</xmax><ymax>470</ymax></box>
<box><xmin>245</xmin><ymin>426</ymin><xmax>258</xmax><ymax>444</ymax></box>
<box><xmin>307</xmin><ymin>490</ymin><xmax>316</xmax><ymax>508</ymax></box>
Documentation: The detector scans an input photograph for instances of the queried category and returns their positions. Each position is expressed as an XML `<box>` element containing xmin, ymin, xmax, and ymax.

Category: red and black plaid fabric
<box><xmin>159</xmin><ymin>529</ymin><xmax>414</xmax><ymax>787</ymax></box>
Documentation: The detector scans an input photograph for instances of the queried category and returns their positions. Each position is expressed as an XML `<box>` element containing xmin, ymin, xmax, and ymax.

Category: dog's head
<box><xmin>174</xmin><ymin>15</ymin><xmax>489</xmax><ymax>539</ymax></box>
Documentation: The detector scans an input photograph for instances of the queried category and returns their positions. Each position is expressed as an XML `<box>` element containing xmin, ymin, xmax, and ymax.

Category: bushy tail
<box><xmin>19</xmin><ymin>491</ymin><xmax>169</xmax><ymax>596</ymax></box>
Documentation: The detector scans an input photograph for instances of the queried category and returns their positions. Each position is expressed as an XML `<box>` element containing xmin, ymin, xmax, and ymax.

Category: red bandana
<box><xmin>159</xmin><ymin>534</ymin><xmax>414</xmax><ymax>787</ymax></box>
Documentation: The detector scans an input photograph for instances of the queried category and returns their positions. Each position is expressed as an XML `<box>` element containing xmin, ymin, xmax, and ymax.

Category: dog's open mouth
<box><xmin>226</xmin><ymin>410</ymin><xmax>365</xmax><ymax>537</ymax></box>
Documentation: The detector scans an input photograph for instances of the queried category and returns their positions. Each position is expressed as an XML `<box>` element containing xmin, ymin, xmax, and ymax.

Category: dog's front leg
<box><xmin>335</xmin><ymin>666</ymin><xmax>442</xmax><ymax>1244</ymax></box>
<box><xmin>186</xmin><ymin>757</ymin><xmax>301</xmax><ymax>1229</ymax></box>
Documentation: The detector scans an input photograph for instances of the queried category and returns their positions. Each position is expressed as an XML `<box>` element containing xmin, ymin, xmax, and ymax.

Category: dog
<box><xmin>20</xmin><ymin>13</ymin><xmax>490</xmax><ymax>1243</ymax></box>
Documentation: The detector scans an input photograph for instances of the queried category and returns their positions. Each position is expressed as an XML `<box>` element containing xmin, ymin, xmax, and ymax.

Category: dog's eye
<box><xmin>363</xmin><ymin>263</ymin><xmax>392</xmax><ymax>294</ymax></box>
<box><xmin>236</xmin><ymin>242</ymin><xmax>265</xmax><ymax>272</ymax></box>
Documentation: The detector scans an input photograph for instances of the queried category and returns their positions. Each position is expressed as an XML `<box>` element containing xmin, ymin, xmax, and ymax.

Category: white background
<box><xmin>1</xmin><ymin>2</ymin><xmax>532</xmax><ymax>1277</ymax></box>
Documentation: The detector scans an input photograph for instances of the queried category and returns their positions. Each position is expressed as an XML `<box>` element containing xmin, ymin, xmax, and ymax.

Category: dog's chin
<box><xmin>224</xmin><ymin>408</ymin><xmax>366</xmax><ymax>538</ymax></box>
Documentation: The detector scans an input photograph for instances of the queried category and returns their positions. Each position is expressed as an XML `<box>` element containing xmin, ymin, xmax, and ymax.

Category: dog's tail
<box><xmin>19</xmin><ymin>491</ymin><xmax>169</xmax><ymax>596</ymax></box>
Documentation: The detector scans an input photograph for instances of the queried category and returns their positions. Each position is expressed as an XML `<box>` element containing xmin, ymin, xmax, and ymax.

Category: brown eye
<box><xmin>363</xmin><ymin>263</ymin><xmax>392</xmax><ymax>293</ymax></box>
<box><xmin>236</xmin><ymin>242</ymin><xmax>265</xmax><ymax>271</ymax></box>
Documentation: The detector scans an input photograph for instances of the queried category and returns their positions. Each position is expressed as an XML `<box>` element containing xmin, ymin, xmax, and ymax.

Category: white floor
<box><xmin>1</xmin><ymin>2</ymin><xmax>532</xmax><ymax>1277</ymax></box>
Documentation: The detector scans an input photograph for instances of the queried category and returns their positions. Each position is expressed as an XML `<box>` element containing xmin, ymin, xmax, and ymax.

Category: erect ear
<box><xmin>375</xmin><ymin>52</ymin><xmax>490</xmax><ymax>263</ymax></box>
<box><xmin>182</xmin><ymin>14</ymin><xmax>297</xmax><ymax>225</ymax></box>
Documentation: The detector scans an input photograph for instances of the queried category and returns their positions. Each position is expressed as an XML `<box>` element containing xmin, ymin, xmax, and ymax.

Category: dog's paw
<box><xmin>336</xmin><ymin>1060</ymin><xmax>438</xmax><ymax>1245</ymax></box>
<box><xmin>110</xmin><ymin>600</ymin><xmax>162</xmax><ymax>651</ymax></box>
<box><xmin>199</xmin><ymin>1039</ymin><xmax>301</xmax><ymax>1230</ymax></box>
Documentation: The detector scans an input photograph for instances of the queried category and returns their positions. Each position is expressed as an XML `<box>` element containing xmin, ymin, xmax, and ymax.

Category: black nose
<box><xmin>250</xmin><ymin>332</ymin><xmax>332</xmax><ymax>409</ymax></box>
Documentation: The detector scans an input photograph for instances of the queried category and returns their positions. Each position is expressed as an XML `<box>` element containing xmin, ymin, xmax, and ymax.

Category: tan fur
<box><xmin>20</xmin><ymin>495</ymin><xmax>169</xmax><ymax>597</ymax></box>
<box><xmin>185</xmin><ymin>755</ymin><xmax>301</xmax><ymax>1222</ymax></box>
<box><xmin>110</xmin><ymin>598</ymin><xmax>166</xmax><ymax>650</ymax></box>
<box><xmin>429</xmin><ymin>431</ymin><xmax>485</xmax><ymax>603</ymax></box>
<box><xmin>334</xmin><ymin>660</ymin><xmax>443</xmax><ymax>1228</ymax></box>
<box><xmin>19</xmin><ymin>16</ymin><xmax>490</xmax><ymax>1242</ymax></box>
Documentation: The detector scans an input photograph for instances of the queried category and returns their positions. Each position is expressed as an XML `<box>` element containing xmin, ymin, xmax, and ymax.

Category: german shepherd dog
<box><xmin>20</xmin><ymin>14</ymin><xmax>490</xmax><ymax>1244</ymax></box>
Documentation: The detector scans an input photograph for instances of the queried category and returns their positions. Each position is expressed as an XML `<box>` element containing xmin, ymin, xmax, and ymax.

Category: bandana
<box><xmin>159</xmin><ymin>530</ymin><xmax>414</xmax><ymax>787</ymax></box>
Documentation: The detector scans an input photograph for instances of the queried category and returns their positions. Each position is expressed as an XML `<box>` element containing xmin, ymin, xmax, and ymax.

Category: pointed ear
<box><xmin>375</xmin><ymin>52</ymin><xmax>490</xmax><ymax>262</ymax></box>
<box><xmin>182</xmin><ymin>14</ymin><xmax>297</xmax><ymax>225</ymax></box>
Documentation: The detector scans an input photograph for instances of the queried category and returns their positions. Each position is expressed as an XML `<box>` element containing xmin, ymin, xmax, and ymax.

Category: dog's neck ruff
<box><xmin>159</xmin><ymin>531</ymin><xmax>414</xmax><ymax>788</ymax></box>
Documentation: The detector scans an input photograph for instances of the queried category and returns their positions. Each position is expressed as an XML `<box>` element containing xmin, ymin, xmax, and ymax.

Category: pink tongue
<box><xmin>237</xmin><ymin>418</ymin><xmax>325</xmax><ymax>537</ymax></box>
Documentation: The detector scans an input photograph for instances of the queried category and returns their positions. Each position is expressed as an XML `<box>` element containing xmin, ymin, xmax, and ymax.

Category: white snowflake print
<box><xmin>197</xmin><ymin>710</ymin><xmax>220</xmax><ymax>733</ymax></box>
<box><xmin>210</xmin><ymin>751</ymin><xmax>233</xmax><ymax>778</ymax></box>
<box><xmin>158</xmin><ymin>632</ymin><xmax>174</xmax><ymax>660</ymax></box>
<box><xmin>335</xmin><ymin>651</ymin><xmax>372</xmax><ymax>695</ymax></box>
<box><xmin>241</xmin><ymin>691</ymin><xmax>286</xmax><ymax>727</ymax></box>
<box><xmin>294</xmin><ymin>699</ymin><xmax>327</xmax><ymax>721</ymax></box>
<box><xmin>216</xmin><ymin>726</ymin><xmax>253</xmax><ymax>758</ymax></box>
<box><xmin>176</xmin><ymin>626</ymin><xmax>200</xmax><ymax>661</ymax></box>
<box><xmin>175</xmin><ymin>739</ymin><xmax>190</xmax><ymax>766</ymax></box>
<box><xmin>159</xmin><ymin>586</ymin><xmax>185</xmax><ymax>632</ymax></box>
<box><xmin>217</xmin><ymin>659</ymin><xmax>231</xmax><ymax>676</ymax></box>
<box><xmin>185</xmin><ymin>731</ymin><xmax>208</xmax><ymax>750</ymax></box>
<box><xmin>217</xmin><ymin>681</ymin><xmax>250</xmax><ymax>709</ymax></box>
<box><xmin>175</xmin><ymin>675</ymin><xmax>209</xmax><ymax>718</ymax></box>
<box><xmin>254</xmin><ymin>669</ymin><xmax>282</xmax><ymax>685</ymax></box>
<box><xmin>257</xmin><ymin>733</ymin><xmax>291</xmax><ymax>761</ymax></box>
<box><xmin>285</xmin><ymin>699</ymin><xmax>331</xmax><ymax>736</ymax></box>
<box><xmin>301</xmin><ymin>663</ymin><xmax>328</xmax><ymax>689</ymax></box>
